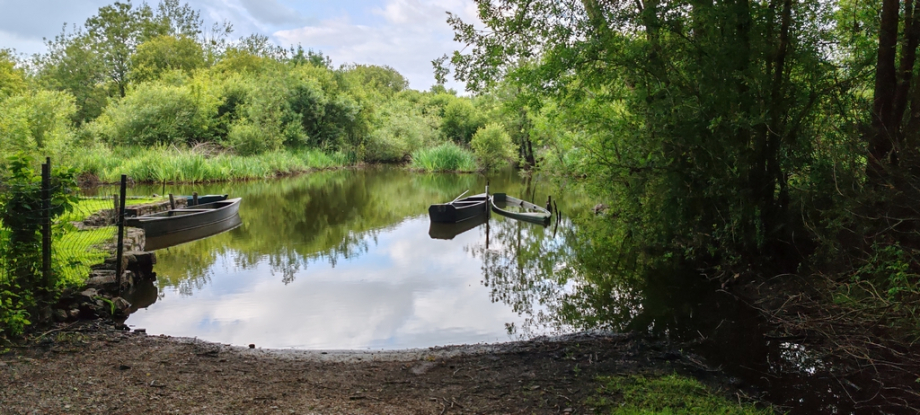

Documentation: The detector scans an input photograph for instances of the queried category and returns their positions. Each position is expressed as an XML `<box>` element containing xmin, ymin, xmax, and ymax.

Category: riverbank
<box><xmin>0</xmin><ymin>324</ymin><xmax>769</xmax><ymax>414</ymax></box>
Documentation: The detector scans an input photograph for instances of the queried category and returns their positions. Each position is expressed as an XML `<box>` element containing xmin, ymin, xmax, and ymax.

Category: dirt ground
<box><xmin>0</xmin><ymin>321</ymin><xmax>743</xmax><ymax>415</ymax></box>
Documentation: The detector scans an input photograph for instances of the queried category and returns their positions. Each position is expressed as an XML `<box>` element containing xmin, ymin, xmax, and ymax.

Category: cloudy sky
<box><xmin>0</xmin><ymin>0</ymin><xmax>480</xmax><ymax>91</ymax></box>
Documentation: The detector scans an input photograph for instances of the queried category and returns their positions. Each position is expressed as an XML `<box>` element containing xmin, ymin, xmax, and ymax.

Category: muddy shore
<box><xmin>0</xmin><ymin>322</ymin><xmax>757</xmax><ymax>414</ymax></box>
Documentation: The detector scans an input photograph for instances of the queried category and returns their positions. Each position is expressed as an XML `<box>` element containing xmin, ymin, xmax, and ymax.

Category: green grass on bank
<box><xmin>51</xmin><ymin>197</ymin><xmax>164</xmax><ymax>286</ymax></box>
<box><xmin>59</xmin><ymin>197</ymin><xmax>164</xmax><ymax>223</ymax></box>
<box><xmin>410</xmin><ymin>142</ymin><xmax>478</xmax><ymax>172</ymax></box>
<box><xmin>587</xmin><ymin>374</ymin><xmax>773</xmax><ymax>415</ymax></box>
<box><xmin>70</xmin><ymin>146</ymin><xmax>351</xmax><ymax>184</ymax></box>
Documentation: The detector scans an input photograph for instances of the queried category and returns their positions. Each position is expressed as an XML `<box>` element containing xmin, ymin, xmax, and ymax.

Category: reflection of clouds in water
<box><xmin>129</xmin><ymin>218</ymin><xmax>521</xmax><ymax>349</ymax></box>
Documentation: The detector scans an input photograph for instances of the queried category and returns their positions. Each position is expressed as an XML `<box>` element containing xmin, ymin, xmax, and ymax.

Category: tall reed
<box><xmin>410</xmin><ymin>143</ymin><xmax>478</xmax><ymax>172</ymax></box>
<box><xmin>70</xmin><ymin>146</ymin><xmax>351</xmax><ymax>184</ymax></box>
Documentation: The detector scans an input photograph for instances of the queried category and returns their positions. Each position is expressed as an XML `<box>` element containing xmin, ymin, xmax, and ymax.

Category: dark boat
<box><xmin>126</xmin><ymin>198</ymin><xmax>242</xmax><ymax>238</ymax></box>
<box><xmin>143</xmin><ymin>213</ymin><xmax>242</xmax><ymax>251</ymax></box>
<box><xmin>490</xmin><ymin>193</ymin><xmax>551</xmax><ymax>225</ymax></box>
<box><xmin>428</xmin><ymin>192</ymin><xmax>489</xmax><ymax>223</ymax></box>
<box><xmin>428</xmin><ymin>209</ymin><xmax>489</xmax><ymax>240</ymax></box>
<box><xmin>185</xmin><ymin>194</ymin><xmax>228</xmax><ymax>206</ymax></box>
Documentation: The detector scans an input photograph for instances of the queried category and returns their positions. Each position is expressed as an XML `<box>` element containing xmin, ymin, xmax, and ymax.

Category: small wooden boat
<box><xmin>143</xmin><ymin>213</ymin><xmax>242</xmax><ymax>251</ymax></box>
<box><xmin>428</xmin><ymin>191</ymin><xmax>489</xmax><ymax>223</ymax></box>
<box><xmin>126</xmin><ymin>198</ymin><xmax>242</xmax><ymax>238</ymax></box>
<box><xmin>185</xmin><ymin>194</ymin><xmax>228</xmax><ymax>206</ymax></box>
<box><xmin>490</xmin><ymin>193</ymin><xmax>551</xmax><ymax>225</ymax></box>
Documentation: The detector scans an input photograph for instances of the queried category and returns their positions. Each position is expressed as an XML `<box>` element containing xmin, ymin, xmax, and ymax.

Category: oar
<box><xmin>450</xmin><ymin>190</ymin><xmax>470</xmax><ymax>203</ymax></box>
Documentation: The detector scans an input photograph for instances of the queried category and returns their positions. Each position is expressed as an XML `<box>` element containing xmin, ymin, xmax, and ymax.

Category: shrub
<box><xmin>471</xmin><ymin>123</ymin><xmax>517</xmax><ymax>171</ymax></box>
<box><xmin>0</xmin><ymin>90</ymin><xmax>78</xmax><ymax>162</ymax></box>
<box><xmin>0</xmin><ymin>155</ymin><xmax>77</xmax><ymax>337</ymax></box>
<box><xmin>440</xmin><ymin>98</ymin><xmax>486</xmax><ymax>143</ymax></box>
<box><xmin>92</xmin><ymin>81</ymin><xmax>217</xmax><ymax>146</ymax></box>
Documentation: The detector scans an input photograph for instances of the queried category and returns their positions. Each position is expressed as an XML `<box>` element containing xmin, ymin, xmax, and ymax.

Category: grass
<box><xmin>587</xmin><ymin>374</ymin><xmax>772</xmax><ymax>415</ymax></box>
<box><xmin>53</xmin><ymin>228</ymin><xmax>114</xmax><ymax>286</ymax></box>
<box><xmin>51</xmin><ymin>197</ymin><xmax>164</xmax><ymax>286</ymax></box>
<box><xmin>69</xmin><ymin>145</ymin><xmax>351</xmax><ymax>184</ymax></box>
<box><xmin>59</xmin><ymin>197</ymin><xmax>164</xmax><ymax>223</ymax></box>
<box><xmin>410</xmin><ymin>142</ymin><xmax>479</xmax><ymax>172</ymax></box>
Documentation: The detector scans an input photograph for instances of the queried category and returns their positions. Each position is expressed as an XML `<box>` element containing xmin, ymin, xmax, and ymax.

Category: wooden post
<box><xmin>115</xmin><ymin>175</ymin><xmax>127</xmax><ymax>292</ymax></box>
<box><xmin>546</xmin><ymin>195</ymin><xmax>552</xmax><ymax>212</ymax></box>
<box><xmin>168</xmin><ymin>193</ymin><xmax>176</xmax><ymax>210</ymax></box>
<box><xmin>192</xmin><ymin>192</ymin><xmax>198</xmax><ymax>207</ymax></box>
<box><xmin>41</xmin><ymin>158</ymin><xmax>51</xmax><ymax>286</ymax></box>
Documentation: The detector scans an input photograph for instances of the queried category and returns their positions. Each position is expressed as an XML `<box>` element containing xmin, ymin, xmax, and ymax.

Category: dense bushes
<box><xmin>471</xmin><ymin>123</ymin><xmax>516</xmax><ymax>171</ymax></box>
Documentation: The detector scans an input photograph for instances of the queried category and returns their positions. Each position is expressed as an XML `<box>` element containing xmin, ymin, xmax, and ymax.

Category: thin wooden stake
<box><xmin>115</xmin><ymin>175</ymin><xmax>127</xmax><ymax>292</ymax></box>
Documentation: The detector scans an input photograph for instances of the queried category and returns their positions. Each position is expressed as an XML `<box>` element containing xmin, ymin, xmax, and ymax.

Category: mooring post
<box><xmin>41</xmin><ymin>157</ymin><xmax>51</xmax><ymax>286</ymax></box>
<box><xmin>115</xmin><ymin>174</ymin><xmax>127</xmax><ymax>292</ymax></box>
<box><xmin>168</xmin><ymin>193</ymin><xmax>176</xmax><ymax>210</ymax></box>
<box><xmin>192</xmin><ymin>192</ymin><xmax>198</xmax><ymax>207</ymax></box>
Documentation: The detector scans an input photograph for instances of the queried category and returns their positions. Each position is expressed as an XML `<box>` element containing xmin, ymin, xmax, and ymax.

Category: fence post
<box><xmin>41</xmin><ymin>157</ymin><xmax>51</xmax><ymax>287</ymax></box>
<box><xmin>115</xmin><ymin>174</ymin><xmax>127</xmax><ymax>292</ymax></box>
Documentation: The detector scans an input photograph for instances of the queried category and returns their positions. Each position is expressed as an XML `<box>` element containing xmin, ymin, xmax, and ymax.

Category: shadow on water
<box><xmin>106</xmin><ymin>168</ymin><xmax>888</xmax><ymax>413</ymax></box>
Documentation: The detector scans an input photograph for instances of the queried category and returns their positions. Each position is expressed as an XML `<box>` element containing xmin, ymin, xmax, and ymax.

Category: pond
<box><xmin>106</xmin><ymin>167</ymin><xmax>876</xmax><ymax>414</ymax></box>
<box><xmin>120</xmin><ymin>168</ymin><xmax>585</xmax><ymax>349</ymax></box>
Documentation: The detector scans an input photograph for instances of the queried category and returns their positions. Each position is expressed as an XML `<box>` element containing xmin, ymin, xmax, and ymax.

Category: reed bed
<box><xmin>70</xmin><ymin>146</ymin><xmax>350</xmax><ymax>184</ymax></box>
<box><xmin>410</xmin><ymin>143</ymin><xmax>478</xmax><ymax>172</ymax></box>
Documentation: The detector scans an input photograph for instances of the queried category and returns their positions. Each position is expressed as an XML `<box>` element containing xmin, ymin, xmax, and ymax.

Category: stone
<box><xmin>39</xmin><ymin>307</ymin><xmax>52</xmax><ymax>321</ymax></box>
<box><xmin>68</xmin><ymin>309</ymin><xmax>80</xmax><ymax>318</ymax></box>
<box><xmin>79</xmin><ymin>288</ymin><xmax>98</xmax><ymax>301</ymax></box>
<box><xmin>52</xmin><ymin>309</ymin><xmax>69</xmax><ymax>322</ymax></box>
<box><xmin>112</xmin><ymin>297</ymin><xmax>132</xmax><ymax>313</ymax></box>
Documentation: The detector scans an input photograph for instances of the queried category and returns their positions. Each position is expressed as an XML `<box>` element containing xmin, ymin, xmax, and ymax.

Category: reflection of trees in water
<box><xmin>154</xmin><ymin>169</ymin><xmax>525</xmax><ymax>293</ymax></box>
<box><xmin>472</xmin><ymin>213</ymin><xmax>649</xmax><ymax>339</ymax></box>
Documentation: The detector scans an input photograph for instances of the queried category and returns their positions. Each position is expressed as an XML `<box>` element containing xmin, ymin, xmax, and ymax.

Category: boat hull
<box><xmin>126</xmin><ymin>198</ymin><xmax>242</xmax><ymax>238</ymax></box>
<box><xmin>428</xmin><ymin>193</ymin><xmax>488</xmax><ymax>223</ymax></box>
<box><xmin>143</xmin><ymin>213</ymin><xmax>242</xmax><ymax>251</ymax></box>
<box><xmin>490</xmin><ymin>193</ymin><xmax>551</xmax><ymax>225</ymax></box>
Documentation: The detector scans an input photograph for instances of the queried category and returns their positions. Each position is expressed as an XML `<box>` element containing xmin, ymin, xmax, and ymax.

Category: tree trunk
<box><xmin>869</xmin><ymin>0</ymin><xmax>902</xmax><ymax>180</ymax></box>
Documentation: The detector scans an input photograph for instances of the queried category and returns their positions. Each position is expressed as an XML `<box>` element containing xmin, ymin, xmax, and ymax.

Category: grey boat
<box><xmin>490</xmin><ymin>193</ymin><xmax>551</xmax><ymax>225</ymax></box>
<box><xmin>126</xmin><ymin>198</ymin><xmax>242</xmax><ymax>238</ymax></box>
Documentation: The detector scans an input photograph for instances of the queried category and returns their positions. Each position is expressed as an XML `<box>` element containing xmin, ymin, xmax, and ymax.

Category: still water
<box><xmin>103</xmin><ymin>167</ymin><xmax>884</xmax><ymax>413</ymax></box>
<box><xmin>121</xmin><ymin>169</ymin><xmax>585</xmax><ymax>349</ymax></box>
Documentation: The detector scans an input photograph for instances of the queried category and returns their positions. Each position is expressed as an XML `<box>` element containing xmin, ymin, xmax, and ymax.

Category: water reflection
<box><xmin>124</xmin><ymin>169</ymin><xmax>581</xmax><ymax>349</ymax></box>
<box><xmin>113</xmin><ymin>168</ymin><xmax>871</xmax><ymax>412</ymax></box>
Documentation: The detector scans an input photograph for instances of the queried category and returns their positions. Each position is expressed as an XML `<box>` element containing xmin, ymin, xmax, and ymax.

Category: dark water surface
<box><xmin>107</xmin><ymin>168</ymin><xmax>881</xmax><ymax>414</ymax></box>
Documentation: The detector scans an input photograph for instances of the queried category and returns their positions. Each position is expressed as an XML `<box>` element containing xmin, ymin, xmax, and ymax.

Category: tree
<box><xmin>865</xmin><ymin>0</ymin><xmax>920</xmax><ymax>182</ymax></box>
<box><xmin>35</xmin><ymin>27</ymin><xmax>108</xmax><ymax>124</ymax></box>
<box><xmin>0</xmin><ymin>50</ymin><xmax>26</xmax><ymax>98</ymax></box>
<box><xmin>439</xmin><ymin>0</ymin><xmax>836</xmax><ymax>271</ymax></box>
<box><xmin>131</xmin><ymin>35</ymin><xmax>205</xmax><ymax>83</ymax></box>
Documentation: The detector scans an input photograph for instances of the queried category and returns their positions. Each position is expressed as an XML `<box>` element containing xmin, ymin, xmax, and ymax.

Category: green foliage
<box><xmin>0</xmin><ymin>90</ymin><xmax>79</xmax><ymax>162</ymax></box>
<box><xmin>470</xmin><ymin>123</ymin><xmax>516</xmax><ymax>171</ymax></box>
<box><xmin>440</xmin><ymin>98</ymin><xmax>485</xmax><ymax>143</ymax></box>
<box><xmin>410</xmin><ymin>142</ymin><xmax>478</xmax><ymax>172</ymax></box>
<box><xmin>0</xmin><ymin>50</ymin><xmax>26</xmax><ymax>98</ymax></box>
<box><xmin>130</xmin><ymin>35</ymin><xmax>205</xmax><ymax>83</ymax></box>
<box><xmin>0</xmin><ymin>154</ymin><xmax>77</xmax><ymax>336</ymax></box>
<box><xmin>588</xmin><ymin>374</ymin><xmax>771</xmax><ymax>415</ymax></box>
<box><xmin>90</xmin><ymin>81</ymin><xmax>216</xmax><ymax>146</ymax></box>
<box><xmin>365</xmin><ymin>99</ymin><xmax>439</xmax><ymax>162</ymax></box>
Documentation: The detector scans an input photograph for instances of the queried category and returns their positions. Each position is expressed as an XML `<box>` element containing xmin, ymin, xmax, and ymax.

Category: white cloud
<box><xmin>274</xmin><ymin>0</ymin><xmax>480</xmax><ymax>91</ymax></box>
